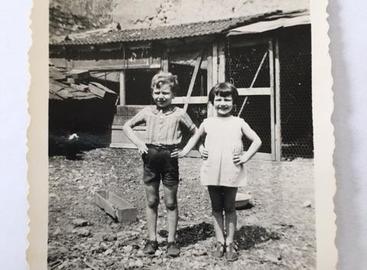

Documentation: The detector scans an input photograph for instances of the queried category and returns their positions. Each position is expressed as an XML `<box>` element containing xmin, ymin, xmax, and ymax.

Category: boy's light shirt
<box><xmin>128</xmin><ymin>106</ymin><xmax>195</xmax><ymax>145</ymax></box>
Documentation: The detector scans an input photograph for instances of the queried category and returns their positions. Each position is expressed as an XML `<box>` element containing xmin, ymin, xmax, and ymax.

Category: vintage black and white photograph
<box><xmin>47</xmin><ymin>0</ymin><xmax>319</xmax><ymax>269</ymax></box>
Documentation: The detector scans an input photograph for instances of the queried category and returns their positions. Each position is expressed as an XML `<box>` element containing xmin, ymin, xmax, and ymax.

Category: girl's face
<box><xmin>213</xmin><ymin>94</ymin><xmax>234</xmax><ymax>117</ymax></box>
<box><xmin>152</xmin><ymin>84</ymin><xmax>174</xmax><ymax>108</ymax></box>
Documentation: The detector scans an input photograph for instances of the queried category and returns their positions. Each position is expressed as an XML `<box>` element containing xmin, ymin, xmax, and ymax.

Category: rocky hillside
<box><xmin>49</xmin><ymin>0</ymin><xmax>309</xmax><ymax>41</ymax></box>
<box><xmin>49</xmin><ymin>0</ymin><xmax>116</xmax><ymax>42</ymax></box>
<box><xmin>113</xmin><ymin>0</ymin><xmax>309</xmax><ymax>29</ymax></box>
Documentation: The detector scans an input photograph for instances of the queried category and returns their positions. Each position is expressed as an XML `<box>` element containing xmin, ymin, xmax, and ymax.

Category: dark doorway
<box><xmin>125</xmin><ymin>69</ymin><xmax>159</xmax><ymax>105</ymax></box>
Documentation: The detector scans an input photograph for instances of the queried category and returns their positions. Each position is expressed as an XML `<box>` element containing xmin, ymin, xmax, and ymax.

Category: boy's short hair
<box><xmin>208</xmin><ymin>82</ymin><xmax>239</xmax><ymax>104</ymax></box>
<box><xmin>151</xmin><ymin>71</ymin><xmax>179</xmax><ymax>93</ymax></box>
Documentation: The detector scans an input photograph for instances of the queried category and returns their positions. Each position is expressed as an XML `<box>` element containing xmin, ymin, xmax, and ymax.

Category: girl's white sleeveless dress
<box><xmin>200</xmin><ymin>116</ymin><xmax>248</xmax><ymax>187</ymax></box>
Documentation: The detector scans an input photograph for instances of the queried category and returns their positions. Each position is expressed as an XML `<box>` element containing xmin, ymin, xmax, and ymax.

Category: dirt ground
<box><xmin>48</xmin><ymin>148</ymin><xmax>315</xmax><ymax>270</ymax></box>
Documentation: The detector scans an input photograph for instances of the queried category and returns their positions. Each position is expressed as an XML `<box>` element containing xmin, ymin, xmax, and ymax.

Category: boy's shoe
<box><xmin>143</xmin><ymin>240</ymin><xmax>158</xmax><ymax>255</ymax></box>
<box><xmin>167</xmin><ymin>241</ymin><xmax>180</xmax><ymax>257</ymax></box>
<box><xmin>225</xmin><ymin>242</ymin><xmax>239</xmax><ymax>262</ymax></box>
<box><xmin>211</xmin><ymin>241</ymin><xmax>225</xmax><ymax>258</ymax></box>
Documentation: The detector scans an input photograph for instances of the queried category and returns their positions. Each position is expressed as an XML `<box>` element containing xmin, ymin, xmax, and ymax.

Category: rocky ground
<box><xmin>48</xmin><ymin>148</ymin><xmax>315</xmax><ymax>269</ymax></box>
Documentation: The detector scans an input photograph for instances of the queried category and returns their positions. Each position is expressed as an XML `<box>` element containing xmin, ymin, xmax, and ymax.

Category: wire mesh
<box><xmin>226</xmin><ymin>27</ymin><xmax>313</xmax><ymax>159</ymax></box>
<box><xmin>279</xmin><ymin>26</ymin><xmax>313</xmax><ymax>159</ymax></box>
<box><xmin>226</xmin><ymin>42</ymin><xmax>272</xmax><ymax>154</ymax></box>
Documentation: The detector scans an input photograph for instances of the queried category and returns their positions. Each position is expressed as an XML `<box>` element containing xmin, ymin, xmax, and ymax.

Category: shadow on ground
<box><xmin>159</xmin><ymin>222</ymin><xmax>280</xmax><ymax>250</ymax></box>
<box><xmin>159</xmin><ymin>222</ymin><xmax>214</xmax><ymax>247</ymax></box>
<box><xmin>235</xmin><ymin>225</ymin><xmax>281</xmax><ymax>250</ymax></box>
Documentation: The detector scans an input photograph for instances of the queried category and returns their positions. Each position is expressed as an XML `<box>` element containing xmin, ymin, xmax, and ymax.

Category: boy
<box><xmin>123</xmin><ymin>71</ymin><xmax>196</xmax><ymax>257</ymax></box>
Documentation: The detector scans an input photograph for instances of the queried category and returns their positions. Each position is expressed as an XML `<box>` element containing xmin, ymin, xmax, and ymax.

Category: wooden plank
<box><xmin>119</xmin><ymin>71</ymin><xmax>126</xmax><ymax>105</ymax></box>
<box><xmin>183</xmin><ymin>52</ymin><xmax>203</xmax><ymax>112</ymax></box>
<box><xmin>70</xmin><ymin>59</ymin><xmax>161</xmax><ymax>71</ymax></box>
<box><xmin>162</xmin><ymin>50</ymin><xmax>169</xmax><ymax>72</ymax></box>
<box><xmin>274</xmin><ymin>38</ymin><xmax>282</xmax><ymax>161</ymax></box>
<box><xmin>94</xmin><ymin>190</ymin><xmax>137</xmax><ymax>223</ymax></box>
<box><xmin>50</xmin><ymin>58</ymin><xmax>67</xmax><ymax>68</ymax></box>
<box><xmin>70</xmin><ymin>83</ymin><xmax>88</xmax><ymax>91</ymax></box>
<box><xmin>269</xmin><ymin>40</ymin><xmax>276</xmax><ymax>161</ymax></box>
<box><xmin>206</xmin><ymin>48</ymin><xmax>213</xmax><ymax>117</ymax></box>
<box><xmin>88</xmin><ymin>83</ymin><xmax>106</xmax><ymax>98</ymax></box>
<box><xmin>218</xmin><ymin>41</ymin><xmax>225</xmax><ymax>82</ymax></box>
<box><xmin>172</xmin><ymin>96</ymin><xmax>208</xmax><ymax>104</ymax></box>
<box><xmin>109</xmin><ymin>192</ymin><xmax>138</xmax><ymax>223</ymax></box>
<box><xmin>212</xmin><ymin>43</ymin><xmax>218</xmax><ymax>85</ymax></box>
<box><xmin>206</xmin><ymin>50</ymin><xmax>213</xmax><ymax>91</ymax></box>
<box><xmin>237</xmin><ymin>87</ymin><xmax>271</xmax><ymax>96</ymax></box>
<box><xmin>250</xmin><ymin>152</ymin><xmax>272</xmax><ymax>161</ymax></box>
<box><xmin>94</xmin><ymin>191</ymin><xmax>118</xmax><ymax>220</ymax></box>
<box><xmin>229</xmin><ymin>37</ymin><xmax>270</xmax><ymax>48</ymax></box>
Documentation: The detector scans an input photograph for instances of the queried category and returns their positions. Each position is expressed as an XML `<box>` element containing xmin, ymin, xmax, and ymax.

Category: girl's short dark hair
<box><xmin>151</xmin><ymin>71</ymin><xmax>179</xmax><ymax>94</ymax></box>
<box><xmin>208</xmin><ymin>82</ymin><xmax>239</xmax><ymax>104</ymax></box>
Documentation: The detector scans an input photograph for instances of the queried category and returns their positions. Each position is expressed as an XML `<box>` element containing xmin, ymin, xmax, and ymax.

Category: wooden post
<box><xmin>162</xmin><ymin>50</ymin><xmax>169</xmax><ymax>72</ymax></box>
<box><xmin>218</xmin><ymin>41</ymin><xmax>225</xmax><ymax>82</ymax></box>
<box><xmin>212</xmin><ymin>43</ymin><xmax>218</xmax><ymax>85</ymax></box>
<box><xmin>274</xmin><ymin>38</ymin><xmax>282</xmax><ymax>161</ymax></box>
<box><xmin>119</xmin><ymin>71</ymin><xmax>126</xmax><ymax>105</ymax></box>
<box><xmin>207</xmin><ymin>47</ymin><xmax>214</xmax><ymax>117</ymax></box>
<box><xmin>269</xmin><ymin>40</ymin><xmax>276</xmax><ymax>161</ymax></box>
<box><xmin>207</xmin><ymin>47</ymin><xmax>213</xmax><ymax>90</ymax></box>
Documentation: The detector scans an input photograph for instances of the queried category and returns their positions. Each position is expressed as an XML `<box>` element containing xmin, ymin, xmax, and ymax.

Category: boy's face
<box><xmin>152</xmin><ymin>84</ymin><xmax>174</xmax><ymax>108</ymax></box>
<box><xmin>213</xmin><ymin>94</ymin><xmax>234</xmax><ymax>116</ymax></box>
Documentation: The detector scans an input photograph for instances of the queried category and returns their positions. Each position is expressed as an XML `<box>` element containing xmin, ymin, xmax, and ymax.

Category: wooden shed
<box><xmin>49</xmin><ymin>9</ymin><xmax>312</xmax><ymax>161</ymax></box>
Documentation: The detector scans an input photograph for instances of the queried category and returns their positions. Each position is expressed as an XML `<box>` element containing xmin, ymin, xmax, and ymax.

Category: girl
<box><xmin>123</xmin><ymin>72</ymin><xmax>196</xmax><ymax>257</ymax></box>
<box><xmin>179</xmin><ymin>82</ymin><xmax>262</xmax><ymax>261</ymax></box>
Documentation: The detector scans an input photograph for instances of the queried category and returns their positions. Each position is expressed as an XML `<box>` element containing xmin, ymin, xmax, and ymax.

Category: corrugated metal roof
<box><xmin>227</xmin><ymin>12</ymin><xmax>310</xmax><ymax>35</ymax></box>
<box><xmin>51</xmin><ymin>10</ymin><xmax>305</xmax><ymax>46</ymax></box>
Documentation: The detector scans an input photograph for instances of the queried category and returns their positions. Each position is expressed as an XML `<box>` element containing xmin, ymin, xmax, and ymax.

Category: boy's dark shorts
<box><xmin>142</xmin><ymin>144</ymin><xmax>179</xmax><ymax>187</ymax></box>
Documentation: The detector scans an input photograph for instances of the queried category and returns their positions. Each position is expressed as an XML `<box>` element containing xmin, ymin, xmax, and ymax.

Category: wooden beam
<box><xmin>207</xmin><ymin>49</ymin><xmax>213</xmax><ymax>91</ymax></box>
<box><xmin>274</xmin><ymin>38</ymin><xmax>282</xmax><ymax>161</ymax></box>
<box><xmin>212</xmin><ymin>43</ymin><xmax>218</xmax><ymax>85</ymax></box>
<box><xmin>70</xmin><ymin>59</ymin><xmax>161</xmax><ymax>71</ymax></box>
<box><xmin>94</xmin><ymin>191</ymin><xmax>116</xmax><ymax>219</ymax></box>
<box><xmin>207</xmin><ymin>47</ymin><xmax>214</xmax><ymax>117</ymax></box>
<box><xmin>172</xmin><ymin>96</ymin><xmax>208</xmax><ymax>104</ymax></box>
<box><xmin>218</xmin><ymin>41</ymin><xmax>225</xmax><ymax>82</ymax></box>
<box><xmin>237</xmin><ymin>87</ymin><xmax>271</xmax><ymax>96</ymax></box>
<box><xmin>94</xmin><ymin>190</ymin><xmax>137</xmax><ymax>223</ymax></box>
<box><xmin>183</xmin><ymin>52</ymin><xmax>203</xmax><ymax>112</ymax></box>
<box><xmin>162</xmin><ymin>50</ymin><xmax>169</xmax><ymax>72</ymax></box>
<box><xmin>119</xmin><ymin>71</ymin><xmax>126</xmax><ymax>105</ymax></box>
<box><xmin>229</xmin><ymin>37</ymin><xmax>270</xmax><ymax>48</ymax></box>
<box><xmin>269</xmin><ymin>40</ymin><xmax>276</xmax><ymax>161</ymax></box>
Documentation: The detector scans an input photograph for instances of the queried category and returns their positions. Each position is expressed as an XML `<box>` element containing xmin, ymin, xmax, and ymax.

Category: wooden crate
<box><xmin>94</xmin><ymin>190</ymin><xmax>138</xmax><ymax>223</ymax></box>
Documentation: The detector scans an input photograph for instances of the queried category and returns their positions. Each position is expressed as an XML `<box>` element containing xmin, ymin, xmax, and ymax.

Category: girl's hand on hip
<box><xmin>137</xmin><ymin>143</ymin><xmax>148</xmax><ymax>155</ymax></box>
<box><xmin>233</xmin><ymin>153</ymin><xmax>249</xmax><ymax>166</ymax></box>
<box><xmin>199</xmin><ymin>145</ymin><xmax>208</xmax><ymax>160</ymax></box>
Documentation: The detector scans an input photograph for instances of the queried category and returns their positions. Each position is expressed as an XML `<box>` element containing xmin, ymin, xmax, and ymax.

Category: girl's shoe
<box><xmin>143</xmin><ymin>240</ymin><xmax>158</xmax><ymax>255</ymax></box>
<box><xmin>212</xmin><ymin>241</ymin><xmax>225</xmax><ymax>258</ymax></box>
<box><xmin>225</xmin><ymin>242</ymin><xmax>239</xmax><ymax>262</ymax></box>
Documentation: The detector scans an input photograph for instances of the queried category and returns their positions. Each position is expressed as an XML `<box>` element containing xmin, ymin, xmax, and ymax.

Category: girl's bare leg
<box><xmin>144</xmin><ymin>182</ymin><xmax>160</xmax><ymax>241</ymax></box>
<box><xmin>223</xmin><ymin>187</ymin><xmax>238</xmax><ymax>244</ymax></box>
<box><xmin>208</xmin><ymin>186</ymin><xmax>225</xmax><ymax>244</ymax></box>
<box><xmin>163</xmin><ymin>184</ymin><xmax>178</xmax><ymax>243</ymax></box>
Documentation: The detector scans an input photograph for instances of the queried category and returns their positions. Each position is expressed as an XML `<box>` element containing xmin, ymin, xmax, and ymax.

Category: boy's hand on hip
<box><xmin>171</xmin><ymin>148</ymin><xmax>179</xmax><ymax>158</ymax></box>
<box><xmin>137</xmin><ymin>143</ymin><xmax>148</xmax><ymax>155</ymax></box>
<box><xmin>233</xmin><ymin>153</ymin><xmax>249</xmax><ymax>166</ymax></box>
